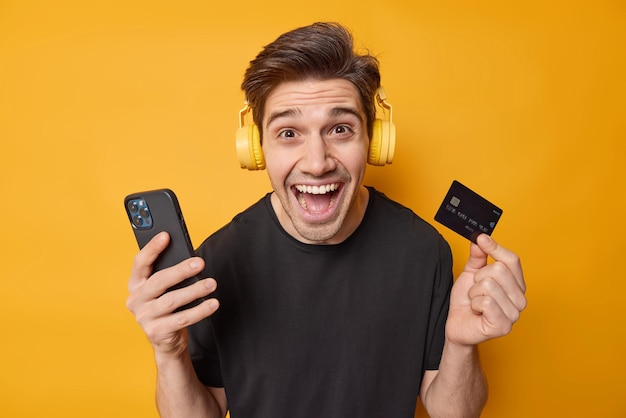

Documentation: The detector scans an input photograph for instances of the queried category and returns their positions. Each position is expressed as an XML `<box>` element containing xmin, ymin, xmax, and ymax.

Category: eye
<box><xmin>330</xmin><ymin>124</ymin><xmax>353</xmax><ymax>136</ymax></box>
<box><xmin>278</xmin><ymin>129</ymin><xmax>297</xmax><ymax>139</ymax></box>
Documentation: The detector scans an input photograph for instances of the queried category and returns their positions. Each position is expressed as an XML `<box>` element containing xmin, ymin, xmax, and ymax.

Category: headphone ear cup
<box><xmin>236</xmin><ymin>123</ymin><xmax>265</xmax><ymax>170</ymax></box>
<box><xmin>368</xmin><ymin>118</ymin><xmax>396</xmax><ymax>166</ymax></box>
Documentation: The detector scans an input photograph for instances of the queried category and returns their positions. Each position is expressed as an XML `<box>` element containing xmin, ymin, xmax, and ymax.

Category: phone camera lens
<box><xmin>139</xmin><ymin>207</ymin><xmax>150</xmax><ymax>218</ymax></box>
<box><xmin>132</xmin><ymin>215</ymin><xmax>144</xmax><ymax>227</ymax></box>
<box><xmin>128</xmin><ymin>201</ymin><xmax>138</xmax><ymax>213</ymax></box>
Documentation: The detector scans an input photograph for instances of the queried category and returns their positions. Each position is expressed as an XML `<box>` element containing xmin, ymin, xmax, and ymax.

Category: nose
<box><xmin>298</xmin><ymin>135</ymin><xmax>336</xmax><ymax>176</ymax></box>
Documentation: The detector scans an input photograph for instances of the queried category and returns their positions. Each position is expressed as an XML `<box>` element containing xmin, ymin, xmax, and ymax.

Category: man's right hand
<box><xmin>126</xmin><ymin>231</ymin><xmax>220</xmax><ymax>358</ymax></box>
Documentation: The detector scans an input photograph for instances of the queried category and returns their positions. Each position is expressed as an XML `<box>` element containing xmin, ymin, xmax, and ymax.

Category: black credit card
<box><xmin>434</xmin><ymin>180</ymin><xmax>503</xmax><ymax>243</ymax></box>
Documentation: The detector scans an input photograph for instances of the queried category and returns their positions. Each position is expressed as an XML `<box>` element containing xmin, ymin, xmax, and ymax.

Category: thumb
<box><xmin>463</xmin><ymin>234</ymin><xmax>492</xmax><ymax>273</ymax></box>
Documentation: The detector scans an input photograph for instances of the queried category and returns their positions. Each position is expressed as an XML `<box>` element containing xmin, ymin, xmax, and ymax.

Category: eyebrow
<box><xmin>329</xmin><ymin>107</ymin><xmax>363</xmax><ymax>122</ymax></box>
<box><xmin>265</xmin><ymin>108</ymin><xmax>301</xmax><ymax>128</ymax></box>
<box><xmin>265</xmin><ymin>106</ymin><xmax>363</xmax><ymax>128</ymax></box>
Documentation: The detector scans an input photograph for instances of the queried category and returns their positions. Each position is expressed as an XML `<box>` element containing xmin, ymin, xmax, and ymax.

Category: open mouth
<box><xmin>293</xmin><ymin>183</ymin><xmax>341</xmax><ymax>214</ymax></box>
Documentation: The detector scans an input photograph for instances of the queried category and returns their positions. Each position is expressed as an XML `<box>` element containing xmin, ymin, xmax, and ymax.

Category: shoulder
<box><xmin>195</xmin><ymin>193</ymin><xmax>274</xmax><ymax>256</ymax></box>
<box><xmin>366</xmin><ymin>187</ymin><xmax>447</xmax><ymax>244</ymax></box>
<box><xmin>363</xmin><ymin>187</ymin><xmax>452</xmax><ymax>265</ymax></box>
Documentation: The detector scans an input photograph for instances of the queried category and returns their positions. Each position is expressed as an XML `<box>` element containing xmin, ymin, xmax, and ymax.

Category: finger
<box><xmin>475</xmin><ymin>234</ymin><xmax>526</xmax><ymax>292</ymax></box>
<box><xmin>142</xmin><ymin>256</ymin><xmax>206</xmax><ymax>302</ymax></box>
<box><xmin>474</xmin><ymin>262</ymin><xmax>527</xmax><ymax>312</ymax></box>
<box><xmin>153</xmin><ymin>277</ymin><xmax>217</xmax><ymax>315</ymax></box>
<box><xmin>171</xmin><ymin>297</ymin><xmax>220</xmax><ymax>328</ymax></box>
<box><xmin>469</xmin><ymin>294</ymin><xmax>514</xmax><ymax>338</ymax></box>
<box><xmin>143</xmin><ymin>297</ymin><xmax>220</xmax><ymax>347</ymax></box>
<box><xmin>129</xmin><ymin>232</ymin><xmax>170</xmax><ymax>291</ymax></box>
<box><xmin>134</xmin><ymin>278</ymin><xmax>217</xmax><ymax>329</ymax></box>
<box><xmin>463</xmin><ymin>240</ymin><xmax>489</xmax><ymax>273</ymax></box>
<box><xmin>468</xmin><ymin>276</ymin><xmax>523</xmax><ymax>323</ymax></box>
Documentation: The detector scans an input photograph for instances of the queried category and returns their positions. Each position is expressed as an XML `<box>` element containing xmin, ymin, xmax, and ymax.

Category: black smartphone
<box><xmin>124</xmin><ymin>188</ymin><xmax>203</xmax><ymax>311</ymax></box>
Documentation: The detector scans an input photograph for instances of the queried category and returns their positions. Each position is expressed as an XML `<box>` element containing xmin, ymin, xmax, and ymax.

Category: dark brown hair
<box><xmin>241</xmin><ymin>22</ymin><xmax>381</xmax><ymax>138</ymax></box>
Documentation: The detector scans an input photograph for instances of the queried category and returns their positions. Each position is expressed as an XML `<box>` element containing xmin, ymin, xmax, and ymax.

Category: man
<box><xmin>126</xmin><ymin>22</ymin><xmax>526</xmax><ymax>417</ymax></box>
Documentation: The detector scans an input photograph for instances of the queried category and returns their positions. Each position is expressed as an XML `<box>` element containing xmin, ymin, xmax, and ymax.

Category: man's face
<box><xmin>262</xmin><ymin>78</ymin><xmax>370</xmax><ymax>244</ymax></box>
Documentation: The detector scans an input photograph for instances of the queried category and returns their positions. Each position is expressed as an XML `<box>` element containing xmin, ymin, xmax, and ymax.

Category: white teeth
<box><xmin>295</xmin><ymin>183</ymin><xmax>339</xmax><ymax>195</ymax></box>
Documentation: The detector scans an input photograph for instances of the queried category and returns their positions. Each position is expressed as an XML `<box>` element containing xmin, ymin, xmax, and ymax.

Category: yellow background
<box><xmin>1</xmin><ymin>1</ymin><xmax>624</xmax><ymax>416</ymax></box>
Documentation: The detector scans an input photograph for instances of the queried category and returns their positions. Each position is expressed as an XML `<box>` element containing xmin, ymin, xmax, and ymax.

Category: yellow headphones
<box><xmin>235</xmin><ymin>87</ymin><xmax>396</xmax><ymax>170</ymax></box>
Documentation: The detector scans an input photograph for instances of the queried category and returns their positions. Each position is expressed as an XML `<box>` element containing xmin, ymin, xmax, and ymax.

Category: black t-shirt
<box><xmin>189</xmin><ymin>187</ymin><xmax>453</xmax><ymax>418</ymax></box>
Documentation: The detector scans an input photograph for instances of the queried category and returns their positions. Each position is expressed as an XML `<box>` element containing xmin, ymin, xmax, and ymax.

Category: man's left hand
<box><xmin>446</xmin><ymin>234</ymin><xmax>527</xmax><ymax>346</ymax></box>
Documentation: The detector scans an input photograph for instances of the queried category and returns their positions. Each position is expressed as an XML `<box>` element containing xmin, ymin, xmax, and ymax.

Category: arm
<box><xmin>420</xmin><ymin>234</ymin><xmax>526</xmax><ymax>417</ymax></box>
<box><xmin>420</xmin><ymin>344</ymin><xmax>487</xmax><ymax>417</ymax></box>
<box><xmin>126</xmin><ymin>232</ymin><xmax>227</xmax><ymax>417</ymax></box>
<box><xmin>156</xmin><ymin>349</ymin><xmax>227</xmax><ymax>417</ymax></box>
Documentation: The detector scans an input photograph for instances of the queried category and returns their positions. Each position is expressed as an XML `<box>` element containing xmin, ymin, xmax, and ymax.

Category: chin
<box><xmin>291</xmin><ymin>217</ymin><xmax>346</xmax><ymax>244</ymax></box>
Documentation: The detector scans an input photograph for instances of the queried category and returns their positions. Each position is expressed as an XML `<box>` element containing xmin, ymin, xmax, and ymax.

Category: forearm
<box><xmin>155</xmin><ymin>351</ymin><xmax>225</xmax><ymax>418</ymax></box>
<box><xmin>422</xmin><ymin>341</ymin><xmax>487</xmax><ymax>418</ymax></box>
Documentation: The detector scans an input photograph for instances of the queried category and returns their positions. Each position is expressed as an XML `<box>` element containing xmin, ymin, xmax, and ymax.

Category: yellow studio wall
<box><xmin>1</xmin><ymin>1</ymin><xmax>624</xmax><ymax>417</ymax></box>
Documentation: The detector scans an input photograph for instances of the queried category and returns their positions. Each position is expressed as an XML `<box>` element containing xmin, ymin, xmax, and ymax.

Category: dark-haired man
<box><xmin>127</xmin><ymin>22</ymin><xmax>526</xmax><ymax>418</ymax></box>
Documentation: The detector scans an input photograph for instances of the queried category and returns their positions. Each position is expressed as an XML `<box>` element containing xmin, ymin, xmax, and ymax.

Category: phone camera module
<box><xmin>127</xmin><ymin>198</ymin><xmax>153</xmax><ymax>229</ymax></box>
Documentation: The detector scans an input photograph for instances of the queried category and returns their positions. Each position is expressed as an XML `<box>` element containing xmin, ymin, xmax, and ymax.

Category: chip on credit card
<box><xmin>434</xmin><ymin>180</ymin><xmax>503</xmax><ymax>243</ymax></box>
